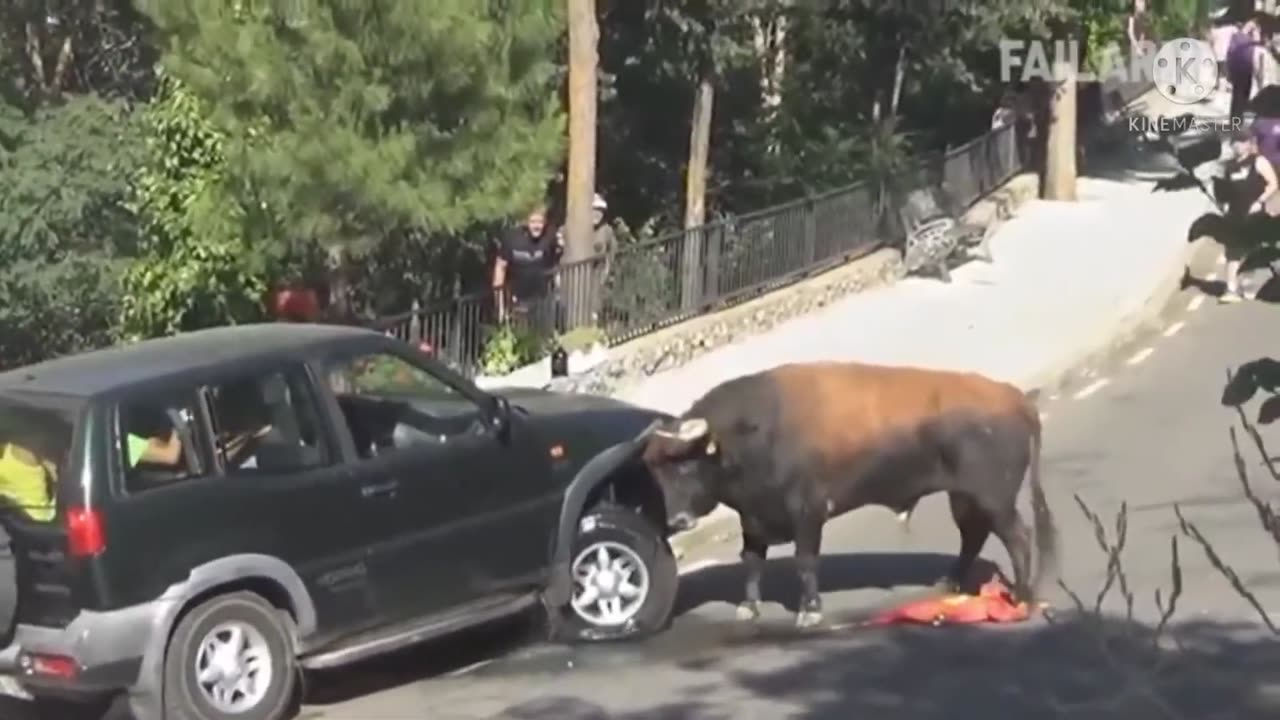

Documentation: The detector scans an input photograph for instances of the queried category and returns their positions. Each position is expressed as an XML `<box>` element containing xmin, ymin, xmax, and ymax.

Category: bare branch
<box><xmin>1176</xmin><ymin>503</ymin><xmax>1279</xmax><ymax>635</ymax></box>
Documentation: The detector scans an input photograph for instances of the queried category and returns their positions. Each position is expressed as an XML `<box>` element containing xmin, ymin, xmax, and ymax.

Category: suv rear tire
<box><xmin>559</xmin><ymin>505</ymin><xmax>677</xmax><ymax>642</ymax></box>
<box><xmin>162</xmin><ymin>592</ymin><xmax>297</xmax><ymax>720</ymax></box>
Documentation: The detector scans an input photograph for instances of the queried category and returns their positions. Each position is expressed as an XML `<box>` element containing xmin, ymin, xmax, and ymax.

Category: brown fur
<box><xmin>769</xmin><ymin>360</ymin><xmax>1036</xmax><ymax>460</ymax></box>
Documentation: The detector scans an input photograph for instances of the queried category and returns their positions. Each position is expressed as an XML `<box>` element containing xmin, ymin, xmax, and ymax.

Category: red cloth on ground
<box><xmin>868</xmin><ymin>577</ymin><xmax>1032</xmax><ymax>626</ymax></box>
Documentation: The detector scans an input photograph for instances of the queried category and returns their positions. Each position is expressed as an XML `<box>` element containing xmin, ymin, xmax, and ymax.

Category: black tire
<box><xmin>162</xmin><ymin>592</ymin><xmax>297</xmax><ymax>720</ymax></box>
<box><xmin>557</xmin><ymin>505</ymin><xmax>677</xmax><ymax>642</ymax></box>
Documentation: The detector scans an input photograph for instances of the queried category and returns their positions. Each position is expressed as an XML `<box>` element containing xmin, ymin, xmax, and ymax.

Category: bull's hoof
<box><xmin>794</xmin><ymin>610</ymin><xmax>824</xmax><ymax>629</ymax></box>
<box><xmin>734</xmin><ymin>602</ymin><xmax>761</xmax><ymax>622</ymax></box>
<box><xmin>933</xmin><ymin>576</ymin><xmax>963</xmax><ymax>594</ymax></box>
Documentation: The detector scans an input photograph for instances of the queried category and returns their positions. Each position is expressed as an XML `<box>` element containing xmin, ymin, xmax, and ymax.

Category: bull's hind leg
<box><xmin>941</xmin><ymin>492</ymin><xmax>992</xmax><ymax>594</ymax></box>
<box><xmin>736</xmin><ymin>532</ymin><xmax>768</xmax><ymax>622</ymax></box>
<box><xmin>793</xmin><ymin>520</ymin><xmax>824</xmax><ymax>628</ymax></box>
<box><xmin>992</xmin><ymin>510</ymin><xmax>1034</xmax><ymax>604</ymax></box>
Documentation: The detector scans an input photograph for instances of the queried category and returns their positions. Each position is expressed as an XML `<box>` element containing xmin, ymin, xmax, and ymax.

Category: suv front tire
<box><xmin>162</xmin><ymin>592</ymin><xmax>297</xmax><ymax>720</ymax></box>
<box><xmin>560</xmin><ymin>506</ymin><xmax>677</xmax><ymax>642</ymax></box>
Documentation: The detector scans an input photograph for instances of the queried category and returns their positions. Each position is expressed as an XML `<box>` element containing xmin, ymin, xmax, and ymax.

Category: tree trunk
<box><xmin>685</xmin><ymin>77</ymin><xmax>715</xmax><ymax>229</ymax></box>
<box><xmin>754</xmin><ymin>11</ymin><xmax>788</xmax><ymax>155</ymax></box>
<box><xmin>889</xmin><ymin>43</ymin><xmax>906</xmax><ymax>121</ymax></box>
<box><xmin>1043</xmin><ymin>56</ymin><xmax>1078</xmax><ymax>201</ymax></box>
<box><xmin>564</xmin><ymin>0</ymin><xmax>599</xmax><ymax>329</ymax></box>
<box><xmin>681</xmin><ymin>74</ymin><xmax>715</xmax><ymax>310</ymax></box>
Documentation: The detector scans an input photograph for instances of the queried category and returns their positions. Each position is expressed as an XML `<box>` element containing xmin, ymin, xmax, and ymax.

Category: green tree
<box><xmin>121</xmin><ymin>74</ymin><xmax>270</xmax><ymax>339</ymax></box>
<box><xmin>0</xmin><ymin>97</ymin><xmax>144</xmax><ymax>368</ymax></box>
<box><xmin>137</xmin><ymin>0</ymin><xmax>567</xmax><ymax>317</ymax></box>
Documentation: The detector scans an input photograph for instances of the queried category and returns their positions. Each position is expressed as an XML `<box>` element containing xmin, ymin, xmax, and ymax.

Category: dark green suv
<box><xmin>0</xmin><ymin>324</ymin><xmax>679</xmax><ymax>720</ymax></box>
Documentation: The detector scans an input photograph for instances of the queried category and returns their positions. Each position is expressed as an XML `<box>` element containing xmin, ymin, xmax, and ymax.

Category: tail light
<box><xmin>65</xmin><ymin>507</ymin><xmax>105</xmax><ymax>558</ymax></box>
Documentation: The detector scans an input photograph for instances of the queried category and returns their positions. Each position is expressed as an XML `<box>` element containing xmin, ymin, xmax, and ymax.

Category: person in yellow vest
<box><xmin>0</xmin><ymin>442</ymin><xmax>58</xmax><ymax>521</ymax></box>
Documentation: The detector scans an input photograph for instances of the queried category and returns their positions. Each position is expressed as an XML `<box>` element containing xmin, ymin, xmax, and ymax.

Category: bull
<box><xmin>641</xmin><ymin>360</ymin><xmax>1057</xmax><ymax>628</ymax></box>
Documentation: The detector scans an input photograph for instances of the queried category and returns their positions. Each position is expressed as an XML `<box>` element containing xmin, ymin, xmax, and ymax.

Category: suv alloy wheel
<box><xmin>162</xmin><ymin>592</ymin><xmax>297</xmax><ymax>720</ymax></box>
<box><xmin>561</xmin><ymin>505</ymin><xmax>677</xmax><ymax>641</ymax></box>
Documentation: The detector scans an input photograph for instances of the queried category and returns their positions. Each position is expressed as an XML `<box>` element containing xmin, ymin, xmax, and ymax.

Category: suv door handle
<box><xmin>361</xmin><ymin>480</ymin><xmax>399</xmax><ymax>499</ymax></box>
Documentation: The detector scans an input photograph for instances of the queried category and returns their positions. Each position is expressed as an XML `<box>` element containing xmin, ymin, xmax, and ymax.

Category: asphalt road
<box><xmin>8</xmin><ymin>256</ymin><xmax>1280</xmax><ymax>720</ymax></box>
<box><xmin>280</xmin><ymin>257</ymin><xmax>1280</xmax><ymax>720</ymax></box>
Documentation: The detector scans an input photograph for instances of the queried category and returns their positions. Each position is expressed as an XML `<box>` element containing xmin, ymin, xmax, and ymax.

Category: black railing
<box><xmin>377</xmin><ymin>75</ymin><xmax>1158</xmax><ymax>379</ymax></box>
<box><xmin>375</xmin><ymin>122</ymin><xmax>1027</xmax><ymax>377</ymax></box>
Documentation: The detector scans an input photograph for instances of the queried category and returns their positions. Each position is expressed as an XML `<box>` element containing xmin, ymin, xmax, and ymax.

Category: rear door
<box><xmin>93</xmin><ymin>365</ymin><xmax>399</xmax><ymax>644</ymax></box>
<box><xmin>0</xmin><ymin>390</ymin><xmax>87</xmax><ymax>635</ymax></box>
<box><xmin>319</xmin><ymin>346</ymin><xmax>557</xmax><ymax>622</ymax></box>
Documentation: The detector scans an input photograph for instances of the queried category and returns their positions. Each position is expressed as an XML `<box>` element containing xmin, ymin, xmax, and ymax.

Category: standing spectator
<box><xmin>491</xmin><ymin>205</ymin><xmax>563</xmax><ymax>340</ymax></box>
<box><xmin>1127</xmin><ymin>0</ymin><xmax>1153</xmax><ymax>55</ymax></box>
<box><xmin>1227</xmin><ymin>19</ymin><xmax>1265</xmax><ymax>124</ymax></box>
<box><xmin>587</xmin><ymin>193</ymin><xmax>617</xmax><ymax>323</ymax></box>
<box><xmin>1218</xmin><ymin>126</ymin><xmax>1279</xmax><ymax>303</ymax></box>
<box><xmin>1212</xmin><ymin>19</ymin><xmax>1239</xmax><ymax>94</ymax></box>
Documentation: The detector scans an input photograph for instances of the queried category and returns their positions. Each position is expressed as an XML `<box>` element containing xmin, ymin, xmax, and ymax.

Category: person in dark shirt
<box><xmin>1217</xmin><ymin>126</ymin><xmax>1279</xmax><ymax>303</ymax></box>
<box><xmin>491</xmin><ymin>205</ymin><xmax>563</xmax><ymax>336</ymax></box>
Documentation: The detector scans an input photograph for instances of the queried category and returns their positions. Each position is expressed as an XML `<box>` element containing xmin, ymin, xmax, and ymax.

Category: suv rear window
<box><xmin>0</xmin><ymin>395</ymin><xmax>76</xmax><ymax>522</ymax></box>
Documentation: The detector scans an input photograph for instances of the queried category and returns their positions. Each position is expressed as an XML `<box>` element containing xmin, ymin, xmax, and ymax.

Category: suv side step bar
<box><xmin>300</xmin><ymin>593</ymin><xmax>540</xmax><ymax>670</ymax></box>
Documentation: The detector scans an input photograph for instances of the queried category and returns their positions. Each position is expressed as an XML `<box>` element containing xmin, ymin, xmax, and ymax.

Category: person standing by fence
<box><xmin>585</xmin><ymin>193</ymin><xmax>617</xmax><ymax>325</ymax></box>
<box><xmin>491</xmin><ymin>205</ymin><xmax>563</xmax><ymax>341</ymax></box>
<box><xmin>1227</xmin><ymin>20</ymin><xmax>1265</xmax><ymax>124</ymax></box>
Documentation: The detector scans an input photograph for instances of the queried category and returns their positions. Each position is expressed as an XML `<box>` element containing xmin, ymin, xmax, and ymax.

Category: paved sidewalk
<box><xmin>616</xmin><ymin>179</ymin><xmax>1213</xmax><ymax>415</ymax></box>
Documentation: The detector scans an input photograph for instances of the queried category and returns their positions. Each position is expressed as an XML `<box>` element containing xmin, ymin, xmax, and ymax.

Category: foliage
<box><xmin>1222</xmin><ymin>358</ymin><xmax>1280</xmax><ymax>425</ymax></box>
<box><xmin>557</xmin><ymin>325</ymin><xmax>607</xmax><ymax>353</ymax></box>
<box><xmin>0</xmin><ymin>0</ymin><xmax>160</xmax><ymax>106</ymax></box>
<box><xmin>136</xmin><ymin>0</ymin><xmax>568</xmax><ymax>276</ymax></box>
<box><xmin>600</xmin><ymin>218</ymin><xmax>679</xmax><ymax>334</ymax></box>
<box><xmin>120</xmin><ymin>75</ymin><xmax>269</xmax><ymax>339</ymax></box>
<box><xmin>0</xmin><ymin>95</ymin><xmax>145</xmax><ymax>368</ymax></box>
<box><xmin>480</xmin><ymin>322</ymin><xmax>547</xmax><ymax>376</ymax></box>
<box><xmin>1147</xmin><ymin>0</ymin><xmax>1206</xmax><ymax>40</ymax></box>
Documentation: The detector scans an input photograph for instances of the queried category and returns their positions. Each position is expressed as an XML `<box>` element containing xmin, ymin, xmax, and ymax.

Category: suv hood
<box><xmin>491</xmin><ymin>386</ymin><xmax>668</xmax><ymax>454</ymax></box>
<box><xmin>494</xmin><ymin>386</ymin><xmax>638</xmax><ymax>416</ymax></box>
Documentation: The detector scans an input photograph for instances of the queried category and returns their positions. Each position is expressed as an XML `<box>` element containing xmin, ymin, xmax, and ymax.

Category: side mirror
<box><xmin>488</xmin><ymin>395</ymin><xmax>512</xmax><ymax>437</ymax></box>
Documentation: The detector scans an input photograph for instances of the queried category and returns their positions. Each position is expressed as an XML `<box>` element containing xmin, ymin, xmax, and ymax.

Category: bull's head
<box><xmin>641</xmin><ymin>416</ymin><xmax>721</xmax><ymax>534</ymax></box>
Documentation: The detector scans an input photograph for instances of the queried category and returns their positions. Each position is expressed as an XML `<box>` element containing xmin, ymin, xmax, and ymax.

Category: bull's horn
<box><xmin>675</xmin><ymin>417</ymin><xmax>709</xmax><ymax>441</ymax></box>
<box><xmin>653</xmin><ymin>417</ymin><xmax>709</xmax><ymax>441</ymax></box>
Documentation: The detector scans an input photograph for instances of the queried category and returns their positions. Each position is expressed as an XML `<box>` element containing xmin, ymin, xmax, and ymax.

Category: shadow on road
<box><xmin>674</xmin><ymin>551</ymin><xmax>996</xmax><ymax>615</ymax></box>
<box><xmin>485</xmin><ymin>614</ymin><xmax>1280</xmax><ymax>719</ymax></box>
<box><xmin>303</xmin><ymin>551</ymin><xmax>978</xmax><ymax>709</ymax></box>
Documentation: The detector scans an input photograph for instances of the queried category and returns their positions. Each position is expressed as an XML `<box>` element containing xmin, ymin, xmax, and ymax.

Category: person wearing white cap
<box><xmin>586</xmin><ymin>192</ymin><xmax>617</xmax><ymax>323</ymax></box>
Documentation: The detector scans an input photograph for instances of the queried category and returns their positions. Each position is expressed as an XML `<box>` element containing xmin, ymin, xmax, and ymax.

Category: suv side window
<box><xmin>119</xmin><ymin>393</ymin><xmax>210</xmax><ymax>494</ymax></box>
<box><xmin>325</xmin><ymin>351</ymin><xmax>483</xmax><ymax>460</ymax></box>
<box><xmin>329</xmin><ymin>351</ymin><xmax>459</xmax><ymax>400</ymax></box>
<box><xmin>206</xmin><ymin>366</ymin><xmax>332</xmax><ymax>474</ymax></box>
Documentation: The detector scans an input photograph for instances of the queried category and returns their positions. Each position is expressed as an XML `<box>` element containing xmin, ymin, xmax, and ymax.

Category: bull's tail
<box><xmin>1025</xmin><ymin>412</ymin><xmax>1058</xmax><ymax>600</ymax></box>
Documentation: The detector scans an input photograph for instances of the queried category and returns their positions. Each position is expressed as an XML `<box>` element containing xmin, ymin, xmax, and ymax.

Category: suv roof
<box><xmin>0</xmin><ymin>323</ymin><xmax>381</xmax><ymax>398</ymax></box>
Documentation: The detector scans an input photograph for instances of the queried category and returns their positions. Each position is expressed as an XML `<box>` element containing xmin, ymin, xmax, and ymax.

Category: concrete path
<box><xmin>616</xmin><ymin>178</ymin><xmax>1210</xmax><ymax>417</ymax></box>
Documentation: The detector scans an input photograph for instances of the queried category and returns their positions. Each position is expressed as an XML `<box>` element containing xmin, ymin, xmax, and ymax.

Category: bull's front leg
<box><xmin>736</xmin><ymin>531</ymin><xmax>768</xmax><ymax>622</ymax></box>
<box><xmin>793</xmin><ymin>520</ymin><xmax>824</xmax><ymax>628</ymax></box>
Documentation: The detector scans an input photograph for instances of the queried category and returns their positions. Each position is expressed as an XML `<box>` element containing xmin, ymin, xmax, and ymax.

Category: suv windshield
<box><xmin>0</xmin><ymin>394</ymin><xmax>76</xmax><ymax>522</ymax></box>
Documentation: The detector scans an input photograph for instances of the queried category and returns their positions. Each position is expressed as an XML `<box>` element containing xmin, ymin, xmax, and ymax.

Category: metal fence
<box><xmin>375</xmin><ymin>123</ymin><xmax>1025</xmax><ymax>377</ymax></box>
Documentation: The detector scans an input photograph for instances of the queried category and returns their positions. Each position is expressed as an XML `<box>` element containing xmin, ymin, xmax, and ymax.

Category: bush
<box><xmin>120</xmin><ymin>74</ymin><xmax>268</xmax><ymax>339</ymax></box>
<box><xmin>0</xmin><ymin>96</ymin><xmax>145</xmax><ymax>369</ymax></box>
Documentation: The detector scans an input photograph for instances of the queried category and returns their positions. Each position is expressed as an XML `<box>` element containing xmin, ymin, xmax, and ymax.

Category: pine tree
<box><xmin>137</xmin><ymin>0</ymin><xmax>566</xmax><ymax>315</ymax></box>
